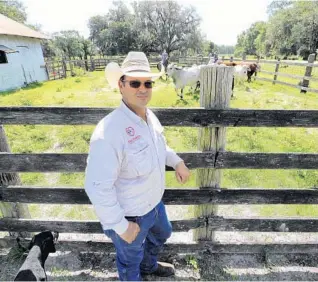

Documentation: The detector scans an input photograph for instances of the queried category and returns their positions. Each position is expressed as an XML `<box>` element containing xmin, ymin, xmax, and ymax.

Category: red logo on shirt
<box><xmin>126</xmin><ymin>127</ymin><xmax>135</xmax><ymax>136</ymax></box>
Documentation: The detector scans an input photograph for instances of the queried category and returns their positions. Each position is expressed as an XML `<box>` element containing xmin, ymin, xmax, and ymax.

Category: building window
<box><xmin>0</xmin><ymin>50</ymin><xmax>8</xmax><ymax>64</ymax></box>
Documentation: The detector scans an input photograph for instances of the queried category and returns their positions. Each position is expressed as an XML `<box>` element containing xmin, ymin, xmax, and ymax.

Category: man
<box><xmin>84</xmin><ymin>51</ymin><xmax>190</xmax><ymax>281</ymax></box>
<box><xmin>160</xmin><ymin>49</ymin><xmax>169</xmax><ymax>72</ymax></box>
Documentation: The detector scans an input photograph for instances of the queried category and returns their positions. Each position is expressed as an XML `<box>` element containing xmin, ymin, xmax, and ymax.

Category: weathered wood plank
<box><xmin>273</xmin><ymin>58</ymin><xmax>280</xmax><ymax>84</ymax></box>
<box><xmin>260</xmin><ymin>70</ymin><xmax>318</xmax><ymax>82</ymax></box>
<box><xmin>255</xmin><ymin>76</ymin><xmax>318</xmax><ymax>94</ymax></box>
<box><xmin>208</xmin><ymin>217</ymin><xmax>318</xmax><ymax>232</ymax></box>
<box><xmin>0</xmin><ymin>107</ymin><xmax>318</xmax><ymax>127</ymax></box>
<box><xmin>216</xmin><ymin>152</ymin><xmax>318</xmax><ymax>169</ymax></box>
<box><xmin>2</xmin><ymin>237</ymin><xmax>318</xmax><ymax>254</ymax></box>
<box><xmin>1</xmin><ymin>217</ymin><xmax>318</xmax><ymax>233</ymax></box>
<box><xmin>259</xmin><ymin>60</ymin><xmax>318</xmax><ymax>67</ymax></box>
<box><xmin>301</xmin><ymin>54</ymin><xmax>316</xmax><ymax>93</ymax></box>
<box><xmin>0</xmin><ymin>218</ymin><xmax>205</xmax><ymax>233</ymax></box>
<box><xmin>0</xmin><ymin>152</ymin><xmax>317</xmax><ymax>172</ymax></box>
<box><xmin>196</xmin><ymin>65</ymin><xmax>233</xmax><ymax>241</ymax></box>
<box><xmin>2</xmin><ymin>187</ymin><xmax>318</xmax><ymax>205</ymax></box>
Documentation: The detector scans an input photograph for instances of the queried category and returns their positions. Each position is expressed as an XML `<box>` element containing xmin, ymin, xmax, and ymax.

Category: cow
<box><xmin>166</xmin><ymin>64</ymin><xmax>202</xmax><ymax>99</ymax></box>
<box><xmin>240</xmin><ymin>62</ymin><xmax>261</xmax><ymax>82</ymax></box>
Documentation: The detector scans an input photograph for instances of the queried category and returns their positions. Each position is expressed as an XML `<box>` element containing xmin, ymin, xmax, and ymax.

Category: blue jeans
<box><xmin>104</xmin><ymin>201</ymin><xmax>172</xmax><ymax>281</ymax></box>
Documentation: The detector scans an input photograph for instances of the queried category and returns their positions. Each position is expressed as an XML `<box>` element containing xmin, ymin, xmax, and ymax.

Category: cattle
<box><xmin>166</xmin><ymin>64</ymin><xmax>202</xmax><ymax>99</ymax></box>
<box><xmin>14</xmin><ymin>231</ymin><xmax>59</xmax><ymax>281</ymax></box>
<box><xmin>209</xmin><ymin>60</ymin><xmax>261</xmax><ymax>83</ymax></box>
<box><xmin>240</xmin><ymin>62</ymin><xmax>261</xmax><ymax>82</ymax></box>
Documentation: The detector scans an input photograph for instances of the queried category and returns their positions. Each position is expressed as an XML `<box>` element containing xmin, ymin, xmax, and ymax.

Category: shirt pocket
<box><xmin>128</xmin><ymin>144</ymin><xmax>154</xmax><ymax>176</ymax></box>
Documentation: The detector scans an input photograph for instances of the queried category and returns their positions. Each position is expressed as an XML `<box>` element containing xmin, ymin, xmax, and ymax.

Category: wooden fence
<box><xmin>45</xmin><ymin>54</ymin><xmax>318</xmax><ymax>94</ymax></box>
<box><xmin>45</xmin><ymin>56</ymin><xmax>163</xmax><ymax>80</ymax></box>
<box><xmin>1</xmin><ymin>66</ymin><xmax>318</xmax><ymax>255</ymax></box>
<box><xmin>178</xmin><ymin>54</ymin><xmax>318</xmax><ymax>94</ymax></box>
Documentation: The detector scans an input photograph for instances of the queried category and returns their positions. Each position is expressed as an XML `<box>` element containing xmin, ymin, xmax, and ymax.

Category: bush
<box><xmin>72</xmin><ymin>67</ymin><xmax>86</xmax><ymax>77</ymax></box>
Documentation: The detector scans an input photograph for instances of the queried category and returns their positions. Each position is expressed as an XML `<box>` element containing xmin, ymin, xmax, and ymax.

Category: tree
<box><xmin>217</xmin><ymin>45</ymin><xmax>235</xmax><ymax>55</ymax></box>
<box><xmin>267</xmin><ymin>0</ymin><xmax>293</xmax><ymax>17</ymax></box>
<box><xmin>254</xmin><ymin>23</ymin><xmax>269</xmax><ymax>57</ymax></box>
<box><xmin>41</xmin><ymin>40</ymin><xmax>60</xmax><ymax>59</ymax></box>
<box><xmin>0</xmin><ymin>0</ymin><xmax>27</xmax><ymax>23</ymax></box>
<box><xmin>88</xmin><ymin>1</ymin><xmax>136</xmax><ymax>55</ymax></box>
<box><xmin>234</xmin><ymin>22</ymin><xmax>267</xmax><ymax>56</ymax></box>
<box><xmin>291</xmin><ymin>2</ymin><xmax>318</xmax><ymax>59</ymax></box>
<box><xmin>88</xmin><ymin>15</ymin><xmax>109</xmax><ymax>45</ymax></box>
<box><xmin>53</xmin><ymin>30</ymin><xmax>84</xmax><ymax>59</ymax></box>
<box><xmin>265</xmin><ymin>1</ymin><xmax>318</xmax><ymax>59</ymax></box>
<box><xmin>132</xmin><ymin>0</ymin><xmax>202</xmax><ymax>55</ymax></box>
<box><xmin>234</xmin><ymin>32</ymin><xmax>247</xmax><ymax>57</ymax></box>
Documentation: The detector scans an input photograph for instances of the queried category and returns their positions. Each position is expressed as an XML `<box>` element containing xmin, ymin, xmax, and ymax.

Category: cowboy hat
<box><xmin>105</xmin><ymin>51</ymin><xmax>163</xmax><ymax>89</ymax></box>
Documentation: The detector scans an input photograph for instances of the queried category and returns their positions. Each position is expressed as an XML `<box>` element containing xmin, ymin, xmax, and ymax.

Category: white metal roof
<box><xmin>0</xmin><ymin>14</ymin><xmax>48</xmax><ymax>39</ymax></box>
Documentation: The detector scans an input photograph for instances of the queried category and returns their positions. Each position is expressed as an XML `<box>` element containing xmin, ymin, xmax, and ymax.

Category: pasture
<box><xmin>1</xmin><ymin>69</ymin><xmax>318</xmax><ymax>217</ymax></box>
<box><xmin>1</xmin><ymin>69</ymin><xmax>318</xmax><ymax>280</ymax></box>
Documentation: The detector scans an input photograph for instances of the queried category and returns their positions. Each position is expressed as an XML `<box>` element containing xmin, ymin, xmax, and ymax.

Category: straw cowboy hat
<box><xmin>105</xmin><ymin>51</ymin><xmax>163</xmax><ymax>89</ymax></box>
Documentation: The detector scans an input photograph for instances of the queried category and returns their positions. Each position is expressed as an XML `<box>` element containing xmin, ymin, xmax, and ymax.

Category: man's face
<box><xmin>118</xmin><ymin>76</ymin><xmax>153</xmax><ymax>109</ymax></box>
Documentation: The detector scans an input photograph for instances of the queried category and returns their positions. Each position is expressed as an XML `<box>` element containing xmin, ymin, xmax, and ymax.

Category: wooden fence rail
<box><xmin>1</xmin><ymin>64</ymin><xmax>318</xmax><ymax>256</ymax></box>
<box><xmin>0</xmin><ymin>107</ymin><xmax>317</xmax><ymax>127</ymax></box>
<box><xmin>0</xmin><ymin>152</ymin><xmax>317</xmax><ymax>172</ymax></box>
<box><xmin>260</xmin><ymin>70</ymin><xmax>318</xmax><ymax>82</ymax></box>
<box><xmin>2</xmin><ymin>187</ymin><xmax>318</xmax><ymax>205</ymax></box>
<box><xmin>1</xmin><ymin>217</ymin><xmax>318</xmax><ymax>233</ymax></box>
<box><xmin>2</xmin><ymin>237</ymin><xmax>318</xmax><ymax>254</ymax></box>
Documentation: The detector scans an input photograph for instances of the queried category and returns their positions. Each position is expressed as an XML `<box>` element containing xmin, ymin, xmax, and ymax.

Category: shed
<box><xmin>0</xmin><ymin>14</ymin><xmax>48</xmax><ymax>92</ymax></box>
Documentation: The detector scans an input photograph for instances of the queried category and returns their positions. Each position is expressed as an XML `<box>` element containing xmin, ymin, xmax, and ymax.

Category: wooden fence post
<box><xmin>300</xmin><ymin>53</ymin><xmax>316</xmax><ymax>93</ymax></box>
<box><xmin>242</xmin><ymin>53</ymin><xmax>246</xmax><ymax>61</ymax></box>
<box><xmin>44</xmin><ymin>64</ymin><xmax>50</xmax><ymax>81</ymax></box>
<box><xmin>52</xmin><ymin>61</ymin><xmax>56</xmax><ymax>80</ymax></box>
<box><xmin>70</xmin><ymin>61</ymin><xmax>74</xmax><ymax>77</ymax></box>
<box><xmin>62</xmin><ymin>60</ymin><xmax>67</xmax><ymax>78</ymax></box>
<box><xmin>273</xmin><ymin>58</ymin><xmax>280</xmax><ymax>85</ymax></box>
<box><xmin>91</xmin><ymin>58</ymin><xmax>95</xmax><ymax>71</ymax></box>
<box><xmin>0</xmin><ymin>125</ymin><xmax>31</xmax><ymax>238</ymax></box>
<box><xmin>194</xmin><ymin>65</ymin><xmax>234</xmax><ymax>241</ymax></box>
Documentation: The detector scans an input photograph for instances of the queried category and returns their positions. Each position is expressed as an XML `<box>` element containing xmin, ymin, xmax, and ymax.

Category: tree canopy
<box><xmin>0</xmin><ymin>0</ymin><xmax>27</xmax><ymax>23</ymax></box>
<box><xmin>87</xmin><ymin>0</ymin><xmax>204</xmax><ymax>56</ymax></box>
<box><xmin>235</xmin><ymin>1</ymin><xmax>318</xmax><ymax>59</ymax></box>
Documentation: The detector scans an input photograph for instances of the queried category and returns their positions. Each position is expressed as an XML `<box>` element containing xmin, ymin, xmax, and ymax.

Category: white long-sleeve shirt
<box><xmin>84</xmin><ymin>101</ymin><xmax>183</xmax><ymax>235</ymax></box>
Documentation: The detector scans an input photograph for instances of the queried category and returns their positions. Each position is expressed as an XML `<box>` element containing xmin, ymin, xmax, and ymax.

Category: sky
<box><xmin>21</xmin><ymin>0</ymin><xmax>272</xmax><ymax>46</ymax></box>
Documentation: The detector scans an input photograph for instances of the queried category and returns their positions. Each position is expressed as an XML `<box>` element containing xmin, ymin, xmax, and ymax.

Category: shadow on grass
<box><xmin>0</xmin><ymin>82</ymin><xmax>44</xmax><ymax>96</ymax></box>
<box><xmin>198</xmin><ymin>252</ymin><xmax>318</xmax><ymax>281</ymax></box>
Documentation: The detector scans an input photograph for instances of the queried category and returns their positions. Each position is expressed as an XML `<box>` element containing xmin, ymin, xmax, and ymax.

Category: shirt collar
<box><xmin>119</xmin><ymin>100</ymin><xmax>148</xmax><ymax>125</ymax></box>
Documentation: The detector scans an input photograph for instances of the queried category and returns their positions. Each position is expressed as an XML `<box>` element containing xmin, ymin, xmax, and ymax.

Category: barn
<box><xmin>0</xmin><ymin>14</ymin><xmax>48</xmax><ymax>92</ymax></box>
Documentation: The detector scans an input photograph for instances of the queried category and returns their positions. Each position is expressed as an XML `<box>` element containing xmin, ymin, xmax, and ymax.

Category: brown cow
<box><xmin>240</xmin><ymin>62</ymin><xmax>260</xmax><ymax>82</ymax></box>
<box><xmin>215</xmin><ymin>60</ymin><xmax>260</xmax><ymax>82</ymax></box>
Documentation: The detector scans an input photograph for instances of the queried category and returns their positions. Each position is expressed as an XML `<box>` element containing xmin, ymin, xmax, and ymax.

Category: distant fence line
<box><xmin>45</xmin><ymin>54</ymin><xmax>318</xmax><ymax>94</ymax></box>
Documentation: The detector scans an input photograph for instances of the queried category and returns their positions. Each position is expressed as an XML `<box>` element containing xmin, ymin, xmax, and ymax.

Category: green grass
<box><xmin>1</xmin><ymin>69</ymin><xmax>317</xmax><ymax>220</ymax></box>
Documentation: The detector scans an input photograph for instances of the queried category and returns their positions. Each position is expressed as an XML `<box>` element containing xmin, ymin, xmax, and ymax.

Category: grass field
<box><xmin>0</xmin><ymin>69</ymin><xmax>317</xmax><ymax>220</ymax></box>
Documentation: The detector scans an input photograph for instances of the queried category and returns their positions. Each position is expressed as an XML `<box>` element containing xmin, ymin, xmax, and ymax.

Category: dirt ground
<box><xmin>2</xmin><ymin>240</ymin><xmax>318</xmax><ymax>281</ymax></box>
<box><xmin>1</xmin><ymin>207</ymin><xmax>318</xmax><ymax>281</ymax></box>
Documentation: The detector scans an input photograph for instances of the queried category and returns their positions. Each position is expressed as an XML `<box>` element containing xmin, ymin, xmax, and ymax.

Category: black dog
<box><xmin>14</xmin><ymin>231</ymin><xmax>59</xmax><ymax>281</ymax></box>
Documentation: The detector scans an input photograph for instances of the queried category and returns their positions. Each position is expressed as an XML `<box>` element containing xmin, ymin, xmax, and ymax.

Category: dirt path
<box><xmin>2</xmin><ymin>244</ymin><xmax>318</xmax><ymax>281</ymax></box>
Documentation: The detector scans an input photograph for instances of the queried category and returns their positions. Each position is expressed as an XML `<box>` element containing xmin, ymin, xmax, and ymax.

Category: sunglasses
<box><xmin>122</xmin><ymin>80</ymin><xmax>155</xmax><ymax>89</ymax></box>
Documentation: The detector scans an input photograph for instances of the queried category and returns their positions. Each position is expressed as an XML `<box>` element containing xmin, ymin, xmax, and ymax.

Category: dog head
<box><xmin>28</xmin><ymin>231</ymin><xmax>59</xmax><ymax>254</ymax></box>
